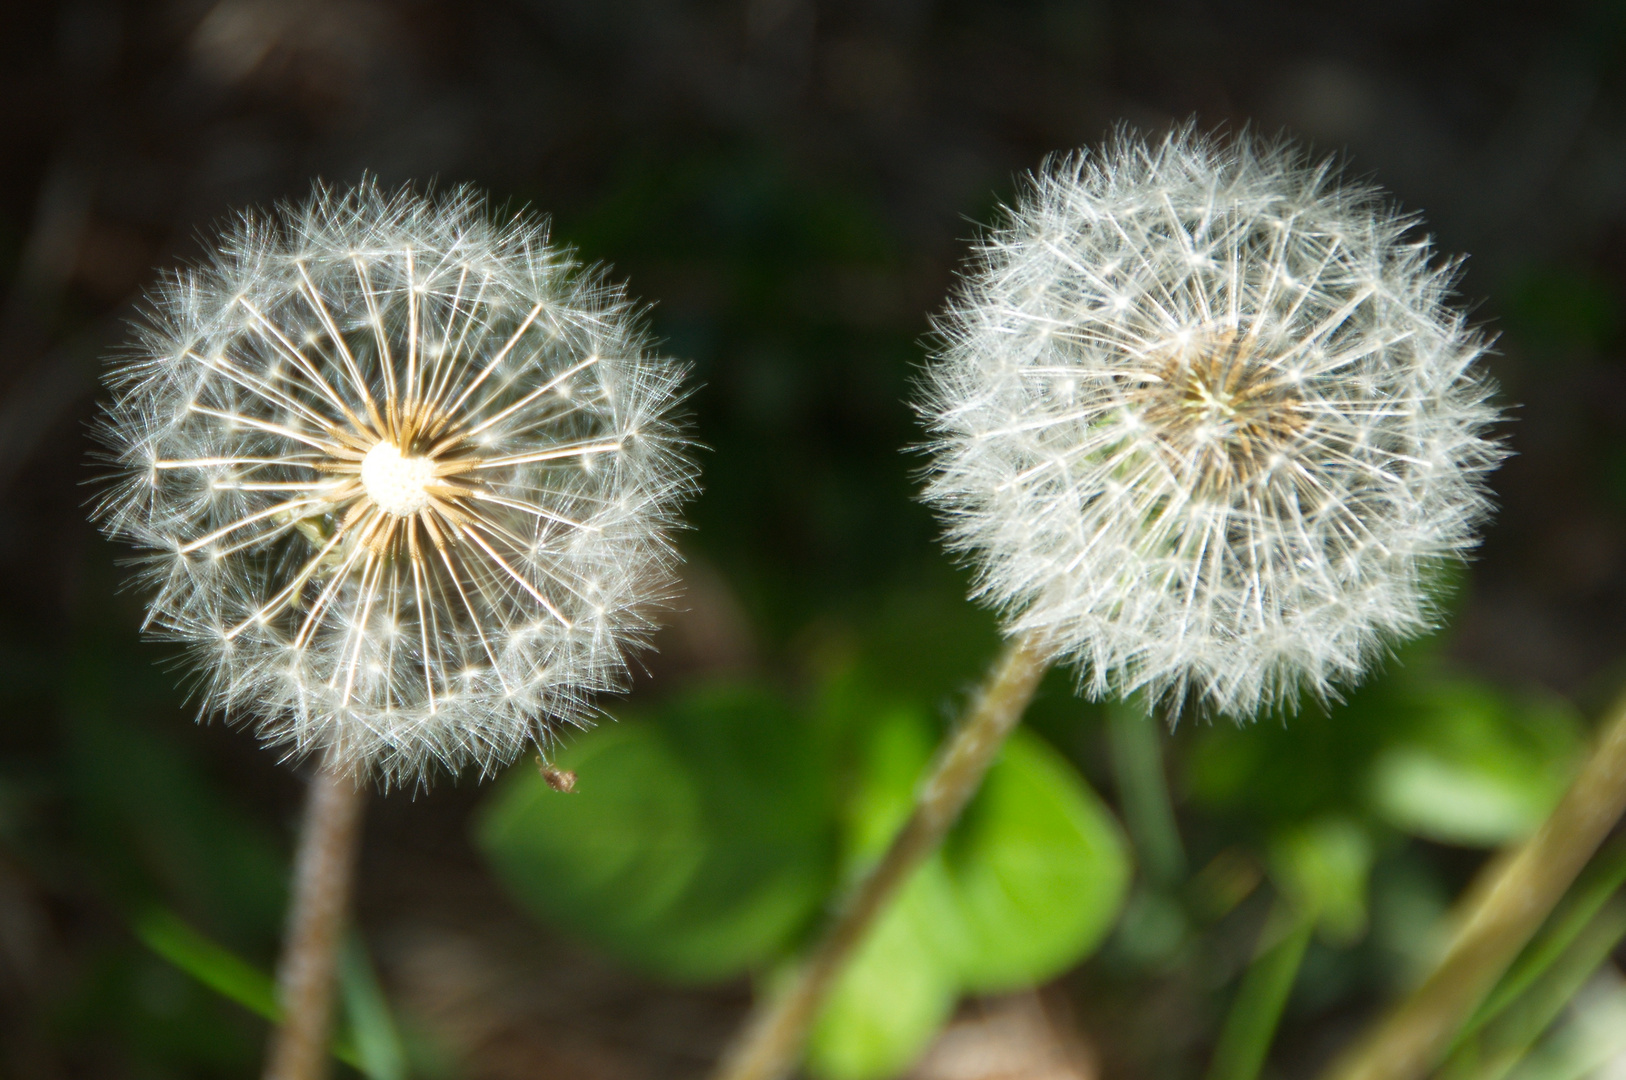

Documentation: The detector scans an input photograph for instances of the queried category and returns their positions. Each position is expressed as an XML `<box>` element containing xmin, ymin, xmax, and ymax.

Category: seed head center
<box><xmin>1133</xmin><ymin>331</ymin><xmax>1306</xmax><ymax>489</ymax></box>
<box><xmin>1186</xmin><ymin>377</ymin><xmax>1241</xmax><ymax>424</ymax></box>
<box><xmin>361</xmin><ymin>441</ymin><xmax>436</xmax><ymax>517</ymax></box>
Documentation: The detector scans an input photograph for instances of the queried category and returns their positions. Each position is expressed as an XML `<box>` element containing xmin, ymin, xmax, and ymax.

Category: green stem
<box><xmin>1108</xmin><ymin>700</ymin><xmax>1187</xmax><ymax>886</ymax></box>
<box><xmin>710</xmin><ymin>631</ymin><xmax>1053</xmax><ymax>1080</ymax></box>
<box><xmin>1206</xmin><ymin>899</ymin><xmax>1314</xmax><ymax>1080</ymax></box>
<box><xmin>1319</xmin><ymin>683</ymin><xmax>1626</xmax><ymax>1080</ymax></box>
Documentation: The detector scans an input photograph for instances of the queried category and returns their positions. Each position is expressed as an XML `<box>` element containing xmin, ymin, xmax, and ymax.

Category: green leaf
<box><xmin>945</xmin><ymin>730</ymin><xmax>1131</xmax><ymax>991</ymax></box>
<box><xmin>340</xmin><ymin>935</ymin><xmax>408</xmax><ymax>1080</ymax></box>
<box><xmin>1462</xmin><ymin>834</ymin><xmax>1626</xmax><ymax>1043</ymax></box>
<box><xmin>1184</xmin><ymin>643</ymin><xmax>1584</xmax><ymax>852</ymax></box>
<box><xmin>1367</xmin><ymin>681</ymin><xmax>1583</xmax><ymax>847</ymax></box>
<box><xmin>805</xmin><ymin>870</ymin><xmax>962</xmax><ymax>1080</ymax></box>
<box><xmin>1370</xmin><ymin>749</ymin><xmax>1543</xmax><ymax>845</ymax></box>
<box><xmin>133</xmin><ymin>907</ymin><xmax>281</xmax><ymax>1023</ymax></box>
<box><xmin>1269</xmin><ymin>817</ymin><xmax>1373</xmax><ymax>945</ymax></box>
<box><xmin>477</xmin><ymin>723</ymin><xmax>708</xmax><ymax>974</ymax></box>
<box><xmin>806</xmin><ymin>708</ymin><xmax>967</xmax><ymax>1080</ymax></box>
<box><xmin>64</xmin><ymin>644</ymin><xmax>288</xmax><ymax>949</ymax></box>
<box><xmin>132</xmin><ymin>907</ymin><xmax>366</xmax><ymax>1070</ymax></box>
<box><xmin>1107</xmin><ymin>701</ymin><xmax>1186</xmax><ymax>886</ymax></box>
<box><xmin>640</xmin><ymin>685</ymin><xmax>837</xmax><ymax>978</ymax></box>
<box><xmin>1439</xmin><ymin>899</ymin><xmax>1626</xmax><ymax>1080</ymax></box>
<box><xmin>1205</xmin><ymin>901</ymin><xmax>1316</xmax><ymax>1080</ymax></box>
<box><xmin>806</xmin><ymin>708</ymin><xmax>1130</xmax><ymax>1080</ymax></box>
<box><xmin>475</xmin><ymin>682</ymin><xmax>835</xmax><ymax>982</ymax></box>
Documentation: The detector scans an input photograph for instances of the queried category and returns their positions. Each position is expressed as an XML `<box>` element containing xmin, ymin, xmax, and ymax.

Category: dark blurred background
<box><xmin>5</xmin><ymin>1</ymin><xmax>1626</xmax><ymax>1077</ymax></box>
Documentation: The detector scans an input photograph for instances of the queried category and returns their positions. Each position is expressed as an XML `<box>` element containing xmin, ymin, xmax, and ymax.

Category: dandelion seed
<box><xmin>92</xmin><ymin>180</ymin><xmax>695</xmax><ymax>785</ymax></box>
<box><xmin>918</xmin><ymin>127</ymin><xmax>1506</xmax><ymax>718</ymax></box>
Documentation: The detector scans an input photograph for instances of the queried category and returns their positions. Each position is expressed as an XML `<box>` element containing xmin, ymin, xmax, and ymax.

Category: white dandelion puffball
<box><xmin>92</xmin><ymin>182</ymin><xmax>695</xmax><ymax>784</ymax></box>
<box><xmin>919</xmin><ymin>129</ymin><xmax>1505</xmax><ymax>718</ymax></box>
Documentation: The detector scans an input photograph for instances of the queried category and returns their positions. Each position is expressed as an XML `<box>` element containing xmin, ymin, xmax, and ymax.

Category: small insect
<box><xmin>537</xmin><ymin>759</ymin><xmax>578</xmax><ymax>793</ymax></box>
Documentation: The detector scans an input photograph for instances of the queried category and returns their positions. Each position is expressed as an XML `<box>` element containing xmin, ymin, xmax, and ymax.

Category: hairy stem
<box><xmin>710</xmin><ymin>631</ymin><xmax>1053</xmax><ymax>1080</ymax></box>
<box><xmin>1320</xmin><ymin>683</ymin><xmax>1626</xmax><ymax>1080</ymax></box>
<box><xmin>263</xmin><ymin>764</ymin><xmax>368</xmax><ymax>1080</ymax></box>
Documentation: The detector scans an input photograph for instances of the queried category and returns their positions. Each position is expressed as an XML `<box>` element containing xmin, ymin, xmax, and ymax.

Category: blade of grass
<box><xmin>1459</xmin><ymin>833</ymin><xmax>1626</xmax><ymax>1044</ymax></box>
<box><xmin>340</xmin><ymin>934</ymin><xmax>409</xmax><ymax>1080</ymax></box>
<box><xmin>134</xmin><ymin>906</ymin><xmax>282</xmax><ymax>1021</ymax></box>
<box><xmin>132</xmin><ymin>906</ymin><xmax>366</xmax><ymax>1070</ymax></box>
<box><xmin>1437</xmin><ymin>898</ymin><xmax>1626</xmax><ymax>1080</ymax></box>
<box><xmin>1205</xmin><ymin>899</ymin><xmax>1315</xmax><ymax>1080</ymax></box>
<box><xmin>1319</xmin><ymin>684</ymin><xmax>1626</xmax><ymax>1080</ymax></box>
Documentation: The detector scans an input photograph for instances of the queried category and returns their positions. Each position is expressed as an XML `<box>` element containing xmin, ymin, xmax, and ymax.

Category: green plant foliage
<box><xmin>475</xmin><ymin>682</ymin><xmax>837</xmax><ymax>982</ymax></box>
<box><xmin>341</xmin><ymin>935</ymin><xmax>410</xmax><ymax>1080</ymax></box>
<box><xmin>62</xmin><ymin>641</ymin><xmax>288</xmax><ymax>949</ymax></box>
<box><xmin>947</xmin><ymin>732</ymin><xmax>1132</xmax><ymax>989</ymax></box>
<box><xmin>1440</xmin><ymin>899</ymin><xmax>1626</xmax><ymax>1080</ymax></box>
<box><xmin>1462</xmin><ymin>835</ymin><xmax>1626</xmax><ymax>1047</ymax></box>
<box><xmin>133</xmin><ymin>907</ymin><xmax>384</xmax><ymax>1072</ymax></box>
<box><xmin>806</xmin><ymin>707</ymin><xmax>1130</xmax><ymax>1080</ymax></box>
<box><xmin>805</xmin><ymin>861</ymin><xmax>964</xmax><ymax>1080</ymax></box>
<box><xmin>24</xmin><ymin>632</ymin><xmax>296</xmax><ymax>1073</ymax></box>
<box><xmin>1186</xmin><ymin>645</ymin><xmax>1584</xmax><ymax>851</ymax></box>
<box><xmin>133</xmin><ymin>907</ymin><xmax>282</xmax><ymax>1025</ymax></box>
<box><xmin>1107</xmin><ymin>701</ymin><xmax>1187</xmax><ymax>887</ymax></box>
<box><xmin>1205</xmin><ymin>902</ymin><xmax>1316</xmax><ymax>1080</ymax></box>
<box><xmin>478</xmin><ymin>669</ymin><xmax>1128</xmax><ymax>1080</ymax></box>
<box><xmin>1365</xmin><ymin>681</ymin><xmax>1583</xmax><ymax>847</ymax></box>
<box><xmin>1269</xmin><ymin>817</ymin><xmax>1374</xmax><ymax>945</ymax></box>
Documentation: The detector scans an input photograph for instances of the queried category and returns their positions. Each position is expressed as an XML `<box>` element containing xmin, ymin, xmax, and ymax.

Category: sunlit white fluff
<box><xmin>919</xmin><ymin>128</ymin><xmax>1504</xmax><ymax>717</ymax></box>
<box><xmin>92</xmin><ymin>181</ymin><xmax>695</xmax><ymax>785</ymax></box>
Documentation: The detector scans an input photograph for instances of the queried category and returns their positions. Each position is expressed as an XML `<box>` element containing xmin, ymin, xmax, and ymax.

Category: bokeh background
<box><xmin>6</xmin><ymin>1</ymin><xmax>1626</xmax><ymax>1078</ymax></box>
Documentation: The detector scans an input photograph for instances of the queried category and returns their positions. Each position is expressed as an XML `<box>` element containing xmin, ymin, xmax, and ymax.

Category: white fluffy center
<box><xmin>361</xmin><ymin>442</ymin><xmax>435</xmax><ymax>516</ymax></box>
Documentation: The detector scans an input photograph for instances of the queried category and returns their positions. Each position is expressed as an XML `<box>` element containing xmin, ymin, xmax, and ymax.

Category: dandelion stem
<box><xmin>710</xmin><ymin>630</ymin><xmax>1052</xmax><ymax>1080</ymax></box>
<box><xmin>1319</xmin><ymin>681</ymin><xmax>1626</xmax><ymax>1080</ymax></box>
<box><xmin>263</xmin><ymin>763</ymin><xmax>368</xmax><ymax>1080</ymax></box>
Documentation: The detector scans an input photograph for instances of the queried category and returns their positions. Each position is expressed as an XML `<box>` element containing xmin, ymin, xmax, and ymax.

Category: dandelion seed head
<box><xmin>918</xmin><ymin>127</ymin><xmax>1506</xmax><ymax>718</ymax></box>
<box><xmin>91</xmin><ymin>180</ymin><xmax>695</xmax><ymax>786</ymax></box>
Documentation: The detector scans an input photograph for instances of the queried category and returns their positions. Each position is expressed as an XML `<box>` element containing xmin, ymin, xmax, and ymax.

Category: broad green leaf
<box><xmin>475</xmin><ymin>683</ymin><xmax>834</xmax><ymax>982</ymax></box>
<box><xmin>841</xmin><ymin>705</ymin><xmax>943</xmax><ymax>857</ymax></box>
<box><xmin>1185</xmin><ymin>641</ymin><xmax>1584</xmax><ymax>853</ymax></box>
<box><xmin>945</xmin><ymin>731</ymin><xmax>1131</xmax><ymax>991</ymax></box>
<box><xmin>806</xmin><ymin>708</ymin><xmax>1130</xmax><ymax>1080</ymax></box>
<box><xmin>477</xmin><ymin>723</ymin><xmax>708</xmax><ymax>975</ymax></box>
<box><xmin>1369</xmin><ymin>750</ymin><xmax>1544</xmax><ymax>846</ymax></box>
<box><xmin>808</xmin><ymin>708</ymin><xmax>966</xmax><ymax>1080</ymax></box>
<box><xmin>806</xmin><ymin>868</ymin><xmax>962</xmax><ymax>1080</ymax></box>
<box><xmin>638</xmin><ymin>686</ymin><xmax>836</xmax><ymax>977</ymax></box>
